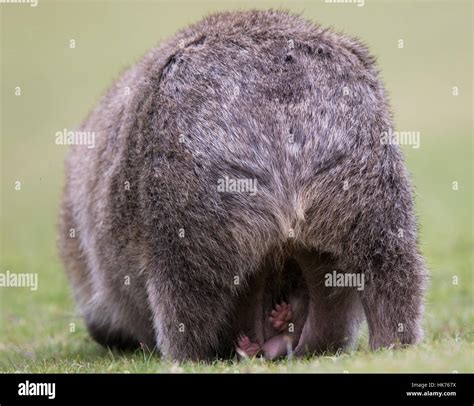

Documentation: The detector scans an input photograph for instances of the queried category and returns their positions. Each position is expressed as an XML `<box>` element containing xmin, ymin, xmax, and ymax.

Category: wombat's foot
<box><xmin>236</xmin><ymin>335</ymin><xmax>261</xmax><ymax>358</ymax></box>
<box><xmin>269</xmin><ymin>302</ymin><xmax>293</xmax><ymax>332</ymax></box>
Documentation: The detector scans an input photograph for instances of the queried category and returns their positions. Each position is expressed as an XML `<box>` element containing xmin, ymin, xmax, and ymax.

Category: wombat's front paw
<box><xmin>269</xmin><ymin>302</ymin><xmax>293</xmax><ymax>332</ymax></box>
<box><xmin>236</xmin><ymin>335</ymin><xmax>261</xmax><ymax>358</ymax></box>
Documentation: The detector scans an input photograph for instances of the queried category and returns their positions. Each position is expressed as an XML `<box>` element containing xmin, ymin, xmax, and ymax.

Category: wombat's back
<box><xmin>59</xmin><ymin>11</ymin><xmax>418</xmax><ymax>359</ymax></box>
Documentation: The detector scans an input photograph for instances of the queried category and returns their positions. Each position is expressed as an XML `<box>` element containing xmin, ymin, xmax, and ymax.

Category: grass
<box><xmin>0</xmin><ymin>0</ymin><xmax>472</xmax><ymax>373</ymax></box>
<box><xmin>2</xmin><ymin>341</ymin><xmax>473</xmax><ymax>373</ymax></box>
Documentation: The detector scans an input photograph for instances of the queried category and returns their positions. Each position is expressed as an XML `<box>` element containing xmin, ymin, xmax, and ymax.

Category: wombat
<box><xmin>58</xmin><ymin>10</ymin><xmax>427</xmax><ymax>361</ymax></box>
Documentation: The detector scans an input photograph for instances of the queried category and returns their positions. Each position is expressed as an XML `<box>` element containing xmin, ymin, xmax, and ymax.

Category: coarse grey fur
<box><xmin>58</xmin><ymin>10</ymin><xmax>427</xmax><ymax>361</ymax></box>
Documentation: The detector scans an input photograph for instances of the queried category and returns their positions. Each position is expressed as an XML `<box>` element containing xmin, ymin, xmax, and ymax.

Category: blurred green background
<box><xmin>0</xmin><ymin>0</ymin><xmax>472</xmax><ymax>372</ymax></box>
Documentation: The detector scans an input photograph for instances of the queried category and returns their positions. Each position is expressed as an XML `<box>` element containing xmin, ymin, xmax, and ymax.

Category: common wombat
<box><xmin>59</xmin><ymin>10</ymin><xmax>427</xmax><ymax>361</ymax></box>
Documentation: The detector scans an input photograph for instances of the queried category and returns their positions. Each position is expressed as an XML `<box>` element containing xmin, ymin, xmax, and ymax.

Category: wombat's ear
<box><xmin>338</xmin><ymin>35</ymin><xmax>377</xmax><ymax>70</ymax></box>
<box><xmin>158</xmin><ymin>34</ymin><xmax>207</xmax><ymax>83</ymax></box>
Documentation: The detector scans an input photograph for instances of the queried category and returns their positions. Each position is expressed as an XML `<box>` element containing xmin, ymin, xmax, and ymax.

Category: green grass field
<box><xmin>1</xmin><ymin>0</ymin><xmax>472</xmax><ymax>373</ymax></box>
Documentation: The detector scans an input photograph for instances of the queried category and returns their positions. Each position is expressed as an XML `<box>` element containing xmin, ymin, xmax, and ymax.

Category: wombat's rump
<box><xmin>58</xmin><ymin>10</ymin><xmax>427</xmax><ymax>361</ymax></box>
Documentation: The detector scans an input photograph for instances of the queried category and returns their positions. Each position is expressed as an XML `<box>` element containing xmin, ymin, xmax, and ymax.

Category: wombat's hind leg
<box><xmin>358</xmin><ymin>247</ymin><xmax>426</xmax><ymax>350</ymax></box>
<box><xmin>293</xmin><ymin>252</ymin><xmax>365</xmax><ymax>356</ymax></box>
<box><xmin>347</xmin><ymin>167</ymin><xmax>427</xmax><ymax>350</ymax></box>
<box><xmin>146</xmin><ymin>254</ymin><xmax>239</xmax><ymax>361</ymax></box>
